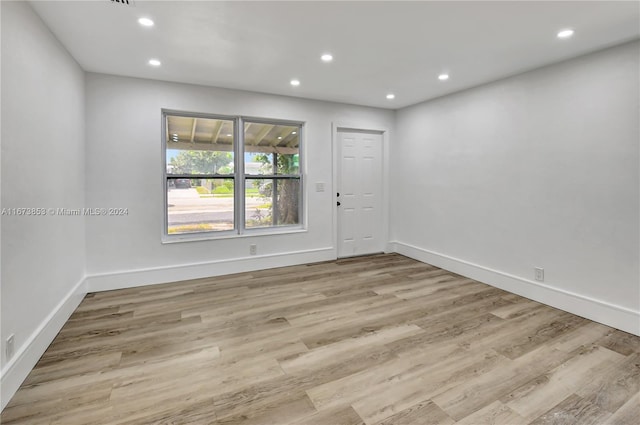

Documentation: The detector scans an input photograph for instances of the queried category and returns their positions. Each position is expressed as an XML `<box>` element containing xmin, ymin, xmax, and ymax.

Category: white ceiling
<box><xmin>30</xmin><ymin>0</ymin><xmax>639</xmax><ymax>109</ymax></box>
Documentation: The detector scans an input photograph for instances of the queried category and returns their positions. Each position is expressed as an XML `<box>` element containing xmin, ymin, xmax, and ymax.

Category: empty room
<box><xmin>1</xmin><ymin>0</ymin><xmax>639</xmax><ymax>424</ymax></box>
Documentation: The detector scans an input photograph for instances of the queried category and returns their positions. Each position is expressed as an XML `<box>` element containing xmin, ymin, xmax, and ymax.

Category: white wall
<box><xmin>1</xmin><ymin>1</ymin><xmax>86</xmax><ymax>408</ymax></box>
<box><xmin>391</xmin><ymin>41</ymin><xmax>640</xmax><ymax>334</ymax></box>
<box><xmin>84</xmin><ymin>73</ymin><xmax>394</xmax><ymax>290</ymax></box>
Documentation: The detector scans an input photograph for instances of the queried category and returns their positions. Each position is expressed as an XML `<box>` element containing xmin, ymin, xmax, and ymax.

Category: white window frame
<box><xmin>162</xmin><ymin>110</ymin><xmax>305</xmax><ymax>243</ymax></box>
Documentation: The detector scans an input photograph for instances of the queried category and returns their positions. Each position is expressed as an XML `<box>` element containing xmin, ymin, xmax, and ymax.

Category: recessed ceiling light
<box><xmin>138</xmin><ymin>17</ymin><xmax>154</xmax><ymax>27</ymax></box>
<box><xmin>227</xmin><ymin>134</ymin><xmax>232</xmax><ymax>137</ymax></box>
<box><xmin>386</xmin><ymin>94</ymin><xmax>395</xmax><ymax>100</ymax></box>
<box><xmin>292</xmin><ymin>131</ymin><xmax>297</xmax><ymax>135</ymax></box>
<box><xmin>321</xmin><ymin>53</ymin><xmax>333</xmax><ymax>62</ymax></box>
<box><xmin>438</xmin><ymin>74</ymin><xmax>449</xmax><ymax>81</ymax></box>
<box><xmin>278</xmin><ymin>136</ymin><xmax>283</xmax><ymax>140</ymax></box>
<box><xmin>148</xmin><ymin>59</ymin><xmax>161</xmax><ymax>67</ymax></box>
<box><xmin>557</xmin><ymin>29</ymin><xmax>575</xmax><ymax>39</ymax></box>
<box><xmin>290</xmin><ymin>79</ymin><xmax>300</xmax><ymax>86</ymax></box>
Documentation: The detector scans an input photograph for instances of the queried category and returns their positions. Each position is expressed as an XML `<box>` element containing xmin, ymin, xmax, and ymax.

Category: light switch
<box><xmin>315</xmin><ymin>182</ymin><xmax>325</xmax><ymax>192</ymax></box>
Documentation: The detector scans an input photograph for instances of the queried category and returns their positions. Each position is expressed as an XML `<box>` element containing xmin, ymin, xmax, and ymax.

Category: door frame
<box><xmin>332</xmin><ymin>122</ymin><xmax>391</xmax><ymax>259</ymax></box>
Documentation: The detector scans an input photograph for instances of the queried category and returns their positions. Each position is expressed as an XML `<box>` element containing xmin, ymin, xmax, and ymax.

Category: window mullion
<box><xmin>236</xmin><ymin>117</ymin><xmax>245</xmax><ymax>234</ymax></box>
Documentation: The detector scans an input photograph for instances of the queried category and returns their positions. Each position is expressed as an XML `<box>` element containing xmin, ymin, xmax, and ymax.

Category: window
<box><xmin>244</xmin><ymin>121</ymin><xmax>301</xmax><ymax>229</ymax></box>
<box><xmin>164</xmin><ymin>111</ymin><xmax>302</xmax><ymax>239</ymax></box>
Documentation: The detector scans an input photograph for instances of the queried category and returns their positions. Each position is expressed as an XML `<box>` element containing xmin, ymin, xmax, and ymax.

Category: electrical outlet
<box><xmin>249</xmin><ymin>244</ymin><xmax>257</xmax><ymax>255</ymax></box>
<box><xmin>6</xmin><ymin>334</ymin><xmax>15</xmax><ymax>360</ymax></box>
<box><xmin>534</xmin><ymin>267</ymin><xmax>544</xmax><ymax>282</ymax></box>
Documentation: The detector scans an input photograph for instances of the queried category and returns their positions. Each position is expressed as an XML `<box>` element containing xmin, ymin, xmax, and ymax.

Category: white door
<box><xmin>337</xmin><ymin>130</ymin><xmax>384</xmax><ymax>258</ymax></box>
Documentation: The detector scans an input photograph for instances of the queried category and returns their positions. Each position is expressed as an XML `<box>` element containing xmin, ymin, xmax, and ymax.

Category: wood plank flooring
<box><xmin>2</xmin><ymin>254</ymin><xmax>639</xmax><ymax>424</ymax></box>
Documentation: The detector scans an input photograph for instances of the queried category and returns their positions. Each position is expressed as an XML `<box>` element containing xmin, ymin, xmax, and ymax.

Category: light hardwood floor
<box><xmin>2</xmin><ymin>254</ymin><xmax>639</xmax><ymax>424</ymax></box>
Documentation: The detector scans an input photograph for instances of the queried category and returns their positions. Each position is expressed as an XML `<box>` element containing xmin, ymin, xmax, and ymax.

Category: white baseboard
<box><xmin>390</xmin><ymin>241</ymin><xmax>640</xmax><ymax>336</ymax></box>
<box><xmin>85</xmin><ymin>247</ymin><xmax>336</xmax><ymax>292</ymax></box>
<box><xmin>1</xmin><ymin>277</ymin><xmax>87</xmax><ymax>410</ymax></box>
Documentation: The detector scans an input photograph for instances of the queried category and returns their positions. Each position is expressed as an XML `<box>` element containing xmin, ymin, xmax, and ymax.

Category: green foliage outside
<box><xmin>252</xmin><ymin>153</ymin><xmax>299</xmax><ymax>226</ymax></box>
<box><xmin>169</xmin><ymin>150</ymin><xmax>233</xmax><ymax>174</ymax></box>
<box><xmin>195</xmin><ymin>186</ymin><xmax>209</xmax><ymax>195</ymax></box>
<box><xmin>213</xmin><ymin>186</ymin><xmax>231</xmax><ymax>194</ymax></box>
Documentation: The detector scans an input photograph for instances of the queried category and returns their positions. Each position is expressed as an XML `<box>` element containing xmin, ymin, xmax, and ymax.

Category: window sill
<box><xmin>161</xmin><ymin>226</ymin><xmax>307</xmax><ymax>244</ymax></box>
